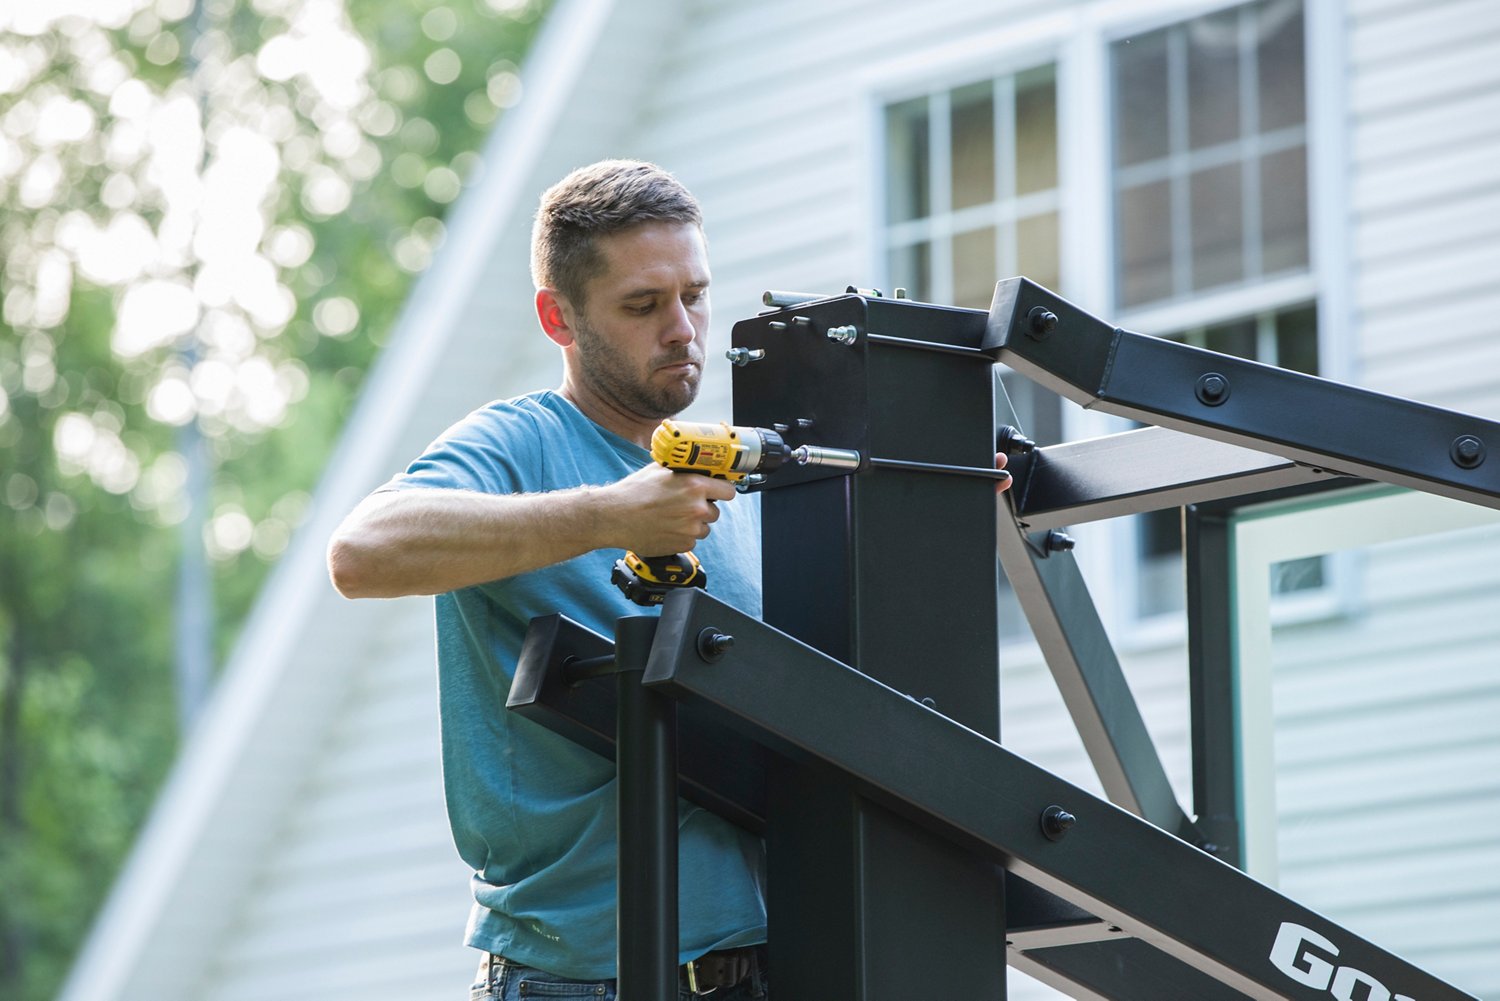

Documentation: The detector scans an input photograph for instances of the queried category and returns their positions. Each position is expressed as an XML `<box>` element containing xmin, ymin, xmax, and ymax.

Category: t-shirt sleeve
<box><xmin>381</xmin><ymin>402</ymin><xmax>542</xmax><ymax>497</ymax></box>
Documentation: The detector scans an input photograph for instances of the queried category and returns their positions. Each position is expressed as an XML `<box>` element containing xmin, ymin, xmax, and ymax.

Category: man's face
<box><xmin>566</xmin><ymin>221</ymin><xmax>711</xmax><ymax>423</ymax></box>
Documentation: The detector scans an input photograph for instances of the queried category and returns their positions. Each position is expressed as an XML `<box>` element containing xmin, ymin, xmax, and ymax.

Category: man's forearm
<box><xmin>326</xmin><ymin>486</ymin><xmax>610</xmax><ymax>598</ymax></box>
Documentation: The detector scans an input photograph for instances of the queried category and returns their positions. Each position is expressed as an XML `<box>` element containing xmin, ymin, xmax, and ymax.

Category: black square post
<box><xmin>732</xmin><ymin>294</ymin><xmax>1007</xmax><ymax>999</ymax></box>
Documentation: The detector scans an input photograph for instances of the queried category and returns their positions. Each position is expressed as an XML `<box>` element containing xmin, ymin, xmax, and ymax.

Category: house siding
<box><xmin>67</xmin><ymin>0</ymin><xmax>1500</xmax><ymax>998</ymax></box>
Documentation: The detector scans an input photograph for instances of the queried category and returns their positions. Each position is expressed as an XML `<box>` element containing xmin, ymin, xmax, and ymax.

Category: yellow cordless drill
<box><xmin>611</xmin><ymin>419</ymin><xmax>859</xmax><ymax>605</ymax></box>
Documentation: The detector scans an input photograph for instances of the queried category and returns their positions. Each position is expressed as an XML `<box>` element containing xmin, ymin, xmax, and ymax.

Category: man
<box><xmin>329</xmin><ymin>159</ymin><xmax>1012</xmax><ymax>999</ymax></box>
<box><xmin>328</xmin><ymin>160</ymin><xmax>770</xmax><ymax>1000</ymax></box>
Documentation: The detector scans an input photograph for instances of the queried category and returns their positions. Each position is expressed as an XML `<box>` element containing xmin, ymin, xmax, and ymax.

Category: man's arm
<box><xmin>327</xmin><ymin>463</ymin><xmax>738</xmax><ymax>599</ymax></box>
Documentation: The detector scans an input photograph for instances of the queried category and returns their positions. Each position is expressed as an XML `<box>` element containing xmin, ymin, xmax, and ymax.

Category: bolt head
<box><xmin>1041</xmin><ymin>805</ymin><xmax>1076</xmax><ymax>841</ymax></box>
<box><xmin>1452</xmin><ymin>435</ymin><xmax>1486</xmax><ymax>468</ymax></box>
<box><xmin>1026</xmin><ymin>305</ymin><xmax>1058</xmax><ymax>339</ymax></box>
<box><xmin>1195</xmin><ymin>372</ymin><xmax>1231</xmax><ymax>406</ymax></box>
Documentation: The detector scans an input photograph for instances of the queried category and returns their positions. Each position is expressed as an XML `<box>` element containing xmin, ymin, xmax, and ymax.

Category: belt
<box><xmin>481</xmin><ymin>945</ymin><xmax>764</xmax><ymax>995</ymax></box>
<box><xmin>683</xmin><ymin>944</ymin><xmax>764</xmax><ymax>995</ymax></box>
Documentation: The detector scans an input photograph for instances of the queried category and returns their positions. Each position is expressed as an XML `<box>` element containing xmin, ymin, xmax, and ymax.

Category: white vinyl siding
<box><xmin>65</xmin><ymin>2</ymin><xmax>1500</xmax><ymax>1000</ymax></box>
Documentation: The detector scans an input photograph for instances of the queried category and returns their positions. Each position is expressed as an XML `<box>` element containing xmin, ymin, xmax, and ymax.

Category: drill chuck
<box><xmin>652</xmin><ymin>420</ymin><xmax>863</xmax><ymax>477</ymax></box>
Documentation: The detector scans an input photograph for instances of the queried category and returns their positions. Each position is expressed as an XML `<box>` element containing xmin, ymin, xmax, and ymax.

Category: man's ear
<box><xmin>536</xmin><ymin>288</ymin><xmax>576</xmax><ymax>348</ymax></box>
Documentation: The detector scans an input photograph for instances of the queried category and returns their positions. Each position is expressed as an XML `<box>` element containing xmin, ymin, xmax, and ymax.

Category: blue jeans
<box><xmin>470</xmin><ymin>953</ymin><xmax>769</xmax><ymax>1000</ymax></box>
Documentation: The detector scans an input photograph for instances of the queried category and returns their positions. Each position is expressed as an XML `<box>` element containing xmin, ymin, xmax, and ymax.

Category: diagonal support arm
<box><xmin>995</xmin><ymin>508</ymin><xmax>1206</xmax><ymax>848</ymax></box>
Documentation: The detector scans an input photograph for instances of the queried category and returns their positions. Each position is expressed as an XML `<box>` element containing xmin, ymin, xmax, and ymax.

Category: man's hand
<box><xmin>995</xmin><ymin>450</ymin><xmax>1012</xmax><ymax>493</ymax></box>
<box><xmin>596</xmin><ymin>462</ymin><xmax>738</xmax><ymax>556</ymax></box>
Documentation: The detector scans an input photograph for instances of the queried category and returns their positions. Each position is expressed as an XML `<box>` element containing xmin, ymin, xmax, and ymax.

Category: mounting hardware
<box><xmin>893</xmin><ymin>287</ymin><xmax>908</xmax><ymax>300</ymax></box>
<box><xmin>792</xmin><ymin>315</ymin><xmax>813</xmax><ymax>329</ymax></box>
<box><xmin>1043</xmin><ymin>529</ymin><xmax>1075</xmax><ymax>553</ymax></box>
<box><xmin>997</xmin><ymin>425</ymin><xmax>1037</xmax><ymax>455</ymax></box>
<box><xmin>767</xmin><ymin>320</ymin><xmax>788</xmax><ymax>332</ymax></box>
<box><xmin>920</xmin><ymin>696</ymin><xmax>937</xmax><ymax>709</ymax></box>
<box><xmin>1451</xmin><ymin>435</ymin><xmax>1486</xmax><ymax>469</ymax></box>
<box><xmin>1195</xmin><ymin>372</ymin><xmax>1231</xmax><ymax>406</ymax></box>
<box><xmin>725</xmin><ymin>347</ymin><xmax>766</xmax><ymax>367</ymax></box>
<box><xmin>1041</xmin><ymin>805</ymin><xmax>1076</xmax><ymax>841</ymax></box>
<box><xmin>1027</xmin><ymin>306</ymin><xmax>1059</xmax><ymax>339</ymax></box>
<box><xmin>696</xmin><ymin>627</ymin><xmax>735</xmax><ymax>663</ymax></box>
<box><xmin>795</xmin><ymin>418</ymin><xmax>815</xmax><ymax>430</ymax></box>
<box><xmin>827</xmin><ymin>324</ymin><xmax>859</xmax><ymax>346</ymax></box>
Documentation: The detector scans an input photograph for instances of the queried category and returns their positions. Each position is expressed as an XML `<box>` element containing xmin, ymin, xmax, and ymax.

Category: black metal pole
<box><xmin>613</xmin><ymin>615</ymin><xmax>677</xmax><ymax>999</ymax></box>
<box><xmin>1184</xmin><ymin>504</ymin><xmax>1244</xmax><ymax>869</ymax></box>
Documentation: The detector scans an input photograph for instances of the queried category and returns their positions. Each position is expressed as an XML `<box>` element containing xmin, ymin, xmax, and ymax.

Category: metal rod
<box><xmin>762</xmin><ymin>290</ymin><xmax>827</xmax><ymax>308</ymax></box>
<box><xmin>870</xmin><ymin>457</ymin><xmax>1011</xmax><ymax>481</ymax></box>
<box><xmin>562</xmin><ymin>653</ymin><xmax>616</xmax><ymax>686</ymax></box>
<box><xmin>865</xmin><ymin>332</ymin><xmax>994</xmax><ymax>360</ymax></box>
<box><xmin>614</xmin><ymin>616</ymin><xmax>677</xmax><ymax>999</ymax></box>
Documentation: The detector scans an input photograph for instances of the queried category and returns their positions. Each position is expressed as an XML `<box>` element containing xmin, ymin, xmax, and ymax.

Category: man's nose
<box><xmin>660</xmin><ymin>299</ymin><xmax>696</xmax><ymax>345</ymax></box>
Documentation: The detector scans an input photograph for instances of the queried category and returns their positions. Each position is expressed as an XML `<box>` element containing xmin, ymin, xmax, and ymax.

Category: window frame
<box><xmin>863</xmin><ymin>0</ymin><xmax>1352</xmax><ymax>645</ymax></box>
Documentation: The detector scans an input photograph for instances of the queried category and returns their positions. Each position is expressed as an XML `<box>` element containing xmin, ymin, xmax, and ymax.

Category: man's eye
<box><xmin>627</xmin><ymin>303</ymin><xmax>654</xmax><ymax>315</ymax></box>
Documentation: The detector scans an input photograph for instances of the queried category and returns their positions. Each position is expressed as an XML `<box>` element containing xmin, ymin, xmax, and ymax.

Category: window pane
<box><xmin>1137</xmin><ymin>510</ymin><xmax>1185</xmax><ymax>617</ymax></box>
<box><xmin>1113</xmin><ymin>29</ymin><xmax>1169</xmax><ymax>167</ymax></box>
<box><xmin>999</xmin><ymin>372</ymin><xmax>1064</xmax><ymax>447</ymax></box>
<box><xmin>951</xmin><ymin>82</ymin><xmax>995</xmax><ymax>210</ymax></box>
<box><xmin>1118</xmin><ymin>179</ymin><xmax>1173</xmax><ymax>307</ymax></box>
<box><xmin>1275</xmin><ymin>303</ymin><xmax>1318</xmax><ymax>374</ymax></box>
<box><xmin>887</xmin><ymin>241</ymin><xmax>931</xmax><ymax>300</ymax></box>
<box><xmin>1203</xmin><ymin>316</ymin><xmax>1257</xmax><ymax>360</ymax></box>
<box><xmin>1016</xmin><ymin>66</ymin><xmax>1058</xmax><ymax>194</ymax></box>
<box><xmin>1270</xmin><ymin>554</ymin><xmax>1323</xmax><ymax>594</ymax></box>
<box><xmin>886</xmin><ymin>97</ymin><xmax>930</xmax><ymax>224</ymax></box>
<box><xmin>1258</xmin><ymin>0</ymin><xmax>1306</xmax><ymax>132</ymax></box>
<box><xmin>1187</xmin><ymin>7</ymin><xmax>1242</xmax><ymax>149</ymax></box>
<box><xmin>1190</xmin><ymin>163</ymin><xmax>1245</xmax><ymax>291</ymax></box>
<box><xmin>1017</xmin><ymin>211</ymin><xmax>1060</xmax><ymax>293</ymax></box>
<box><xmin>953</xmin><ymin>226</ymin><xmax>997</xmax><ymax>310</ymax></box>
<box><xmin>1260</xmin><ymin>146</ymin><xmax>1309</xmax><ymax>273</ymax></box>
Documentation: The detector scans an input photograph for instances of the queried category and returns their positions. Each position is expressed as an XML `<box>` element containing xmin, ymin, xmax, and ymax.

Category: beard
<box><xmin>571</xmin><ymin>311</ymin><xmax>702</xmax><ymax>420</ymax></box>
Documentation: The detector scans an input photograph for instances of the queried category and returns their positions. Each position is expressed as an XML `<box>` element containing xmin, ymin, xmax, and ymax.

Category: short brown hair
<box><xmin>530</xmin><ymin>159</ymin><xmax>703</xmax><ymax>307</ymax></box>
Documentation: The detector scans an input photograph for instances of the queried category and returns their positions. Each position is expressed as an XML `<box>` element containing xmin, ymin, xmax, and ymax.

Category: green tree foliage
<box><xmin>0</xmin><ymin>1</ymin><xmax>547</xmax><ymax>998</ymax></box>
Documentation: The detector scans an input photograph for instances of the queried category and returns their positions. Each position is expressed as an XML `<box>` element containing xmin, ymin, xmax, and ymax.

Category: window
<box><xmin>1113</xmin><ymin>0</ymin><xmax>1318</xmax><ymax>620</ymax></box>
<box><xmin>881</xmin><ymin>65</ymin><xmax>1065</xmax><ymax>640</ymax></box>
<box><xmin>876</xmin><ymin>0</ymin><xmax>1322</xmax><ymax>633</ymax></box>
<box><xmin>1112</xmin><ymin>0</ymin><xmax>1308</xmax><ymax>311</ymax></box>
<box><xmin>883</xmin><ymin>65</ymin><xmax>1061</xmax><ymax>310</ymax></box>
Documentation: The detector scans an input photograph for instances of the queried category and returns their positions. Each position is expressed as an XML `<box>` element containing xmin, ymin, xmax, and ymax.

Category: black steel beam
<box><xmin>994</xmin><ymin>511</ymin><xmax>1203</xmax><ymax>846</ymax></box>
<box><xmin>987</xmin><ymin>278</ymin><xmax>1500</xmax><ymax>510</ymax></box>
<box><xmin>641</xmin><ymin>589</ymin><xmax>1475</xmax><ymax>1001</ymax></box>
<box><xmin>1184</xmin><ymin>503</ymin><xmax>1245</xmax><ymax>869</ymax></box>
<box><xmin>508</xmin><ymin>613</ymin><xmax>768</xmax><ymax>833</ymax></box>
<box><xmin>1009</xmin><ymin>426</ymin><xmax>1347</xmax><ymax>531</ymax></box>
<box><xmin>610</xmin><ymin>617</ymin><xmax>678</xmax><ymax>1000</ymax></box>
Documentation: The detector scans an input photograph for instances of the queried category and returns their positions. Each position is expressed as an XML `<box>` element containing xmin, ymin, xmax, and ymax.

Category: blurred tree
<box><xmin>0</xmin><ymin>0</ymin><xmax>547</xmax><ymax>998</ymax></box>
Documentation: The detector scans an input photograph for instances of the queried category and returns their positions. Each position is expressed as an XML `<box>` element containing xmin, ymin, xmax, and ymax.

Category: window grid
<box><xmin>882</xmin><ymin>68</ymin><xmax>1060</xmax><ymax>311</ymax></box>
<box><xmin>1113</xmin><ymin>0</ymin><xmax>1309</xmax><ymax>311</ymax></box>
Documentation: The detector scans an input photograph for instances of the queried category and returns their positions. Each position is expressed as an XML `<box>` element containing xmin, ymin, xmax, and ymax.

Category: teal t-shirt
<box><xmin>386</xmin><ymin>390</ymin><xmax>766</xmax><ymax>978</ymax></box>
